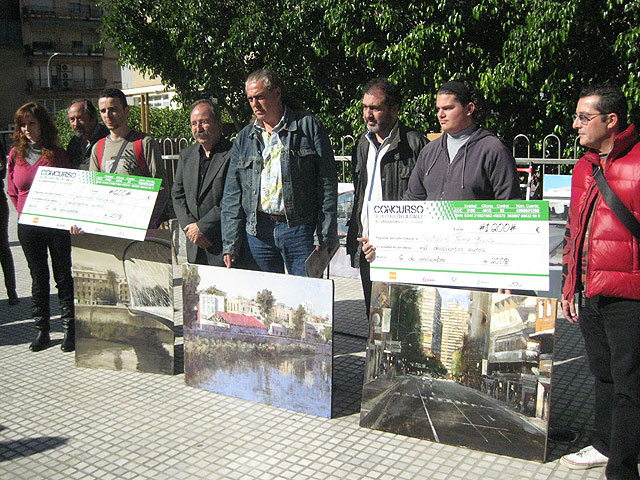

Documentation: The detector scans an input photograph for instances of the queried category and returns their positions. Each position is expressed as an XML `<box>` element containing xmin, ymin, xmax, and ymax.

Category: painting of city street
<box><xmin>71</xmin><ymin>230</ymin><xmax>174</xmax><ymax>375</ymax></box>
<box><xmin>183</xmin><ymin>265</ymin><xmax>333</xmax><ymax>417</ymax></box>
<box><xmin>543</xmin><ymin>174</ymin><xmax>572</xmax><ymax>225</ymax></box>
<box><xmin>360</xmin><ymin>283</ymin><xmax>556</xmax><ymax>461</ymax></box>
<box><xmin>544</xmin><ymin>174</ymin><xmax>572</xmax><ymax>269</ymax></box>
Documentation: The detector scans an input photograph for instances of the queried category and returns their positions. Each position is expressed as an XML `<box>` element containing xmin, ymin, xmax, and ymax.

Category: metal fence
<box><xmin>158</xmin><ymin>133</ymin><xmax>583</xmax><ymax>194</ymax></box>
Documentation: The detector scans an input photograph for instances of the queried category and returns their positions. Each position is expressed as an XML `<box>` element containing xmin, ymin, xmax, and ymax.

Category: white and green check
<box><xmin>19</xmin><ymin>167</ymin><xmax>161</xmax><ymax>241</ymax></box>
<box><xmin>368</xmin><ymin>200</ymin><xmax>550</xmax><ymax>291</ymax></box>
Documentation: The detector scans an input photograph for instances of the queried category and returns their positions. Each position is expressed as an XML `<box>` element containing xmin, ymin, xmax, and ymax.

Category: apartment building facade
<box><xmin>0</xmin><ymin>0</ymin><xmax>121</xmax><ymax>136</ymax></box>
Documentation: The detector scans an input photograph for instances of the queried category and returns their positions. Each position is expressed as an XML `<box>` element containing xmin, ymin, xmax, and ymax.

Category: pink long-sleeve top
<box><xmin>7</xmin><ymin>146</ymin><xmax>70</xmax><ymax>216</ymax></box>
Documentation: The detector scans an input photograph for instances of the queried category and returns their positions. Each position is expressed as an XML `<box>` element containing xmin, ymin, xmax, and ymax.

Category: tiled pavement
<box><xmin>0</xmin><ymin>203</ymin><xmax>610</xmax><ymax>480</ymax></box>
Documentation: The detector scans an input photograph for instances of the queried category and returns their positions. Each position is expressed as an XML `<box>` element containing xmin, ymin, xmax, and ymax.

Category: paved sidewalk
<box><xmin>0</xmin><ymin>203</ymin><xmax>607</xmax><ymax>480</ymax></box>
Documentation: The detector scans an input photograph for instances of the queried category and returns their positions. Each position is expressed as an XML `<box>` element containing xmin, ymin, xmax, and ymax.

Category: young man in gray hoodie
<box><xmin>403</xmin><ymin>80</ymin><xmax>520</xmax><ymax>202</ymax></box>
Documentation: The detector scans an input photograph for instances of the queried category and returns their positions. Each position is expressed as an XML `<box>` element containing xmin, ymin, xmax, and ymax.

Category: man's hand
<box><xmin>184</xmin><ymin>223</ymin><xmax>211</xmax><ymax>248</ymax></box>
<box><xmin>561</xmin><ymin>297</ymin><xmax>579</xmax><ymax>323</ymax></box>
<box><xmin>184</xmin><ymin>223</ymin><xmax>201</xmax><ymax>243</ymax></box>
<box><xmin>194</xmin><ymin>234</ymin><xmax>212</xmax><ymax>249</ymax></box>
<box><xmin>358</xmin><ymin>236</ymin><xmax>376</xmax><ymax>262</ymax></box>
<box><xmin>223</xmin><ymin>253</ymin><xmax>237</xmax><ymax>269</ymax></box>
<box><xmin>70</xmin><ymin>225</ymin><xmax>84</xmax><ymax>235</ymax></box>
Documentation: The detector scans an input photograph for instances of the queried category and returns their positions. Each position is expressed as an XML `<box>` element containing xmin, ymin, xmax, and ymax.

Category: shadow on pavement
<box><xmin>332</xmin><ymin>333</ymin><xmax>366</xmax><ymax>419</ymax></box>
<box><xmin>546</xmin><ymin>315</ymin><xmax>594</xmax><ymax>461</ymax></box>
<box><xmin>0</xmin><ymin>437</ymin><xmax>68</xmax><ymax>462</ymax></box>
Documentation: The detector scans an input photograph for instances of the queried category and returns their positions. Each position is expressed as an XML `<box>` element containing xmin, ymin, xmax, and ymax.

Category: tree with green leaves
<box><xmin>203</xmin><ymin>286</ymin><xmax>226</xmax><ymax>297</ymax></box>
<box><xmin>56</xmin><ymin>105</ymin><xmax>190</xmax><ymax>148</ymax></box>
<box><xmin>100</xmin><ymin>0</ymin><xmax>640</xmax><ymax>152</ymax></box>
<box><xmin>182</xmin><ymin>264</ymin><xmax>201</xmax><ymax>329</ymax></box>
<box><xmin>255</xmin><ymin>289</ymin><xmax>275</xmax><ymax>321</ymax></box>
<box><xmin>291</xmin><ymin>305</ymin><xmax>307</xmax><ymax>339</ymax></box>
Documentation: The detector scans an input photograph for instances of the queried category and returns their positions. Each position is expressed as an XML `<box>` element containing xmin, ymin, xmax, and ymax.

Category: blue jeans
<box><xmin>246</xmin><ymin>217</ymin><xmax>315</xmax><ymax>276</ymax></box>
<box><xmin>579</xmin><ymin>295</ymin><xmax>640</xmax><ymax>479</ymax></box>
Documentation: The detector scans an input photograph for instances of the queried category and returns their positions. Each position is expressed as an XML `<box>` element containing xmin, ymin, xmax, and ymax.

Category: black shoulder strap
<box><xmin>593</xmin><ymin>165</ymin><xmax>640</xmax><ymax>240</ymax></box>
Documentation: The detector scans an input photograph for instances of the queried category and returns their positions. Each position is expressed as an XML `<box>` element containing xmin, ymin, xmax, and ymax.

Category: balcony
<box><xmin>22</xmin><ymin>4</ymin><xmax>101</xmax><ymax>21</ymax></box>
<box><xmin>26</xmin><ymin>77</ymin><xmax>107</xmax><ymax>93</ymax></box>
<box><xmin>24</xmin><ymin>43</ymin><xmax>104</xmax><ymax>57</ymax></box>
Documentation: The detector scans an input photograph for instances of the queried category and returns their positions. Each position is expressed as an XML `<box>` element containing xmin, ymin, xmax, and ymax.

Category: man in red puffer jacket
<box><xmin>561</xmin><ymin>84</ymin><xmax>640</xmax><ymax>479</ymax></box>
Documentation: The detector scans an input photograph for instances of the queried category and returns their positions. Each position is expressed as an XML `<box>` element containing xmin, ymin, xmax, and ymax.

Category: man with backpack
<box><xmin>89</xmin><ymin>88</ymin><xmax>169</xmax><ymax>227</ymax></box>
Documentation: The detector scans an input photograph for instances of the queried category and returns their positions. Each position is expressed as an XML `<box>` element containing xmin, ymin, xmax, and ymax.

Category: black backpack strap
<box><xmin>593</xmin><ymin>165</ymin><xmax>640</xmax><ymax>240</ymax></box>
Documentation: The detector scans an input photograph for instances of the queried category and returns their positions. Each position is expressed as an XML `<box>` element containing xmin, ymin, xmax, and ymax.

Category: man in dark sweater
<box><xmin>346</xmin><ymin>78</ymin><xmax>427</xmax><ymax>316</ymax></box>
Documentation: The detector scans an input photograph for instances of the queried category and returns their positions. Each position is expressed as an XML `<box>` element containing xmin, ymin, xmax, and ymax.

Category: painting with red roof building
<box><xmin>183</xmin><ymin>265</ymin><xmax>334</xmax><ymax>417</ymax></box>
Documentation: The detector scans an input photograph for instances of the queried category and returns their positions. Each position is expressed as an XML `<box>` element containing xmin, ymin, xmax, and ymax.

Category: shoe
<box><xmin>29</xmin><ymin>331</ymin><xmax>50</xmax><ymax>352</ymax></box>
<box><xmin>561</xmin><ymin>445</ymin><xmax>608</xmax><ymax>470</ymax></box>
<box><xmin>60</xmin><ymin>331</ymin><xmax>75</xmax><ymax>352</ymax></box>
<box><xmin>8</xmin><ymin>296</ymin><xmax>19</xmax><ymax>305</ymax></box>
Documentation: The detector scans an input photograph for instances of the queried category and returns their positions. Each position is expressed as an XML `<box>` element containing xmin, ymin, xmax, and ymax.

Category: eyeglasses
<box><xmin>190</xmin><ymin>119</ymin><xmax>211</xmax><ymax>128</ymax></box>
<box><xmin>572</xmin><ymin>112</ymin><xmax>611</xmax><ymax>125</ymax></box>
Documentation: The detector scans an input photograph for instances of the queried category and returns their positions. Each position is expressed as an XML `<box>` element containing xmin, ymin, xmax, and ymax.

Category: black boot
<box><xmin>30</xmin><ymin>329</ymin><xmax>50</xmax><ymax>352</ymax></box>
<box><xmin>8</xmin><ymin>291</ymin><xmax>19</xmax><ymax>305</ymax></box>
<box><xmin>60</xmin><ymin>317</ymin><xmax>75</xmax><ymax>352</ymax></box>
<box><xmin>61</xmin><ymin>328</ymin><xmax>75</xmax><ymax>352</ymax></box>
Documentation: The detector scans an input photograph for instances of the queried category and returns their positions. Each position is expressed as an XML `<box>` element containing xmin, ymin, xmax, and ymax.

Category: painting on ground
<box><xmin>183</xmin><ymin>265</ymin><xmax>334</xmax><ymax>417</ymax></box>
<box><xmin>72</xmin><ymin>229</ymin><xmax>174</xmax><ymax>374</ymax></box>
<box><xmin>543</xmin><ymin>174</ymin><xmax>572</xmax><ymax>225</ymax></box>
<box><xmin>360</xmin><ymin>282</ymin><xmax>556</xmax><ymax>461</ymax></box>
<box><xmin>544</xmin><ymin>174</ymin><xmax>572</xmax><ymax>270</ymax></box>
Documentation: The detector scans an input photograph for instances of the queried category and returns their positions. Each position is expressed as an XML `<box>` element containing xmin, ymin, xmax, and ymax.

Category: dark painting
<box><xmin>71</xmin><ymin>229</ymin><xmax>174</xmax><ymax>374</ymax></box>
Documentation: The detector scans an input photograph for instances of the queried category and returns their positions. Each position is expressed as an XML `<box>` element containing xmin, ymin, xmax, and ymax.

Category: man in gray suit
<box><xmin>172</xmin><ymin>100</ymin><xmax>232</xmax><ymax>265</ymax></box>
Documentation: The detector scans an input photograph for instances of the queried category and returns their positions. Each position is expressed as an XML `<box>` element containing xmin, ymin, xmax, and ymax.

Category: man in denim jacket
<box><xmin>221</xmin><ymin>69</ymin><xmax>338</xmax><ymax>276</ymax></box>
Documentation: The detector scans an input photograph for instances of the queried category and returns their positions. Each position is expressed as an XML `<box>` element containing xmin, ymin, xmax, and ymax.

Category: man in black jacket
<box><xmin>346</xmin><ymin>78</ymin><xmax>428</xmax><ymax>317</ymax></box>
<box><xmin>172</xmin><ymin>100</ymin><xmax>232</xmax><ymax>265</ymax></box>
<box><xmin>66</xmin><ymin>99</ymin><xmax>109</xmax><ymax>169</ymax></box>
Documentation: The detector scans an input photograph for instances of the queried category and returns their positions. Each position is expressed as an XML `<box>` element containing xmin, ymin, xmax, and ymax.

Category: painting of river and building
<box><xmin>183</xmin><ymin>265</ymin><xmax>334</xmax><ymax>417</ymax></box>
<box><xmin>360</xmin><ymin>283</ymin><xmax>556</xmax><ymax>461</ymax></box>
<box><xmin>71</xmin><ymin>230</ymin><xmax>174</xmax><ymax>375</ymax></box>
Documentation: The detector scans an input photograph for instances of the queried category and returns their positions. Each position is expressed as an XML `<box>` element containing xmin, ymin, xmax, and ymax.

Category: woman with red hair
<box><xmin>8</xmin><ymin>102</ymin><xmax>75</xmax><ymax>352</ymax></box>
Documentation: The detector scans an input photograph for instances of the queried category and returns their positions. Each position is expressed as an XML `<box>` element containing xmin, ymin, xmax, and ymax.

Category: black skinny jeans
<box><xmin>17</xmin><ymin>223</ymin><xmax>74</xmax><ymax>330</ymax></box>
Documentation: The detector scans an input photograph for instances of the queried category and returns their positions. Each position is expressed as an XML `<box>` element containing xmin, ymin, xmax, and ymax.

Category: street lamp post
<box><xmin>47</xmin><ymin>52</ymin><xmax>61</xmax><ymax>89</ymax></box>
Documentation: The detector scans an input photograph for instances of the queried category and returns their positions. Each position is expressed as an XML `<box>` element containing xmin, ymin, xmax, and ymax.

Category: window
<box><xmin>36</xmin><ymin>98</ymin><xmax>64</xmax><ymax>116</ymax></box>
<box><xmin>149</xmin><ymin>93</ymin><xmax>171</xmax><ymax>108</ymax></box>
<box><xmin>32</xmin><ymin>30</ymin><xmax>56</xmax><ymax>50</ymax></box>
<box><xmin>30</xmin><ymin>0</ymin><xmax>54</xmax><ymax>13</ymax></box>
<box><xmin>69</xmin><ymin>2</ymin><xmax>91</xmax><ymax>17</ymax></box>
<box><xmin>73</xmin><ymin>65</ymin><xmax>94</xmax><ymax>87</ymax></box>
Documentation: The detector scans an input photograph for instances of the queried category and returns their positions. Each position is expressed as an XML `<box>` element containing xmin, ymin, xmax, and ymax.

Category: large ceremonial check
<box><xmin>369</xmin><ymin>200</ymin><xmax>550</xmax><ymax>290</ymax></box>
<box><xmin>19</xmin><ymin>167</ymin><xmax>160</xmax><ymax>241</ymax></box>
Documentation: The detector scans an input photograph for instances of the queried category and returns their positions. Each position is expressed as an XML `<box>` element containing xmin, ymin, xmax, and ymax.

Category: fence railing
<box><xmin>157</xmin><ymin>133</ymin><xmax>581</xmax><ymax>182</ymax></box>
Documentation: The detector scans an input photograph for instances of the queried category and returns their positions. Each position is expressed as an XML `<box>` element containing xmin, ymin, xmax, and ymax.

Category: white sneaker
<box><xmin>561</xmin><ymin>445</ymin><xmax>608</xmax><ymax>470</ymax></box>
